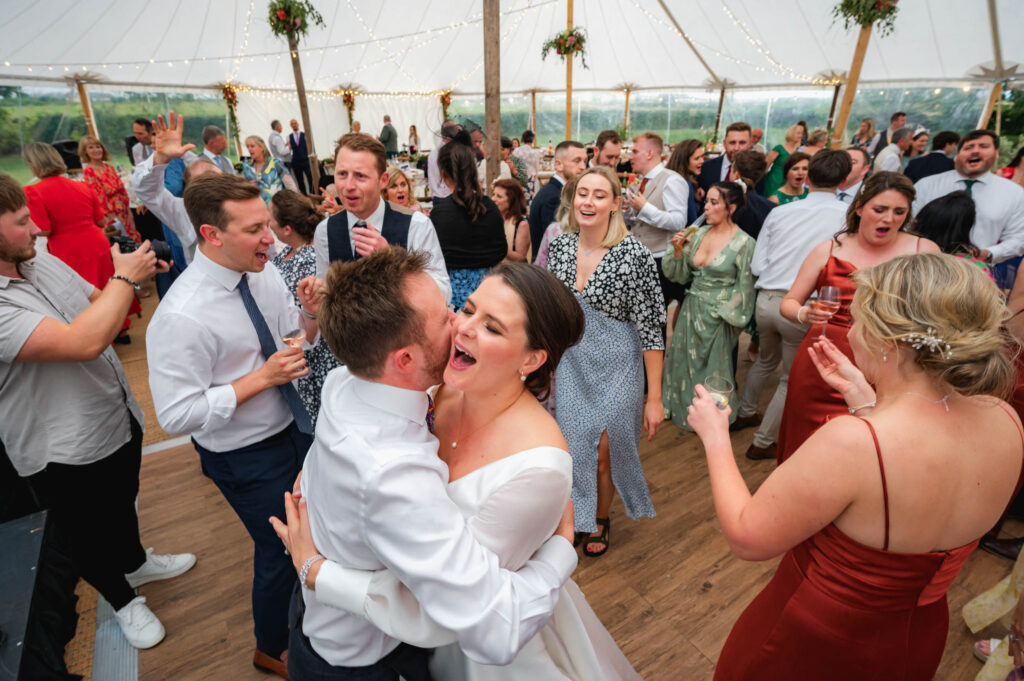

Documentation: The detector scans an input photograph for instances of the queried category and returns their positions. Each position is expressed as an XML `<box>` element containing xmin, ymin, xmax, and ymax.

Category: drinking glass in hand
<box><xmin>812</xmin><ymin>286</ymin><xmax>841</xmax><ymax>339</ymax></box>
<box><xmin>703</xmin><ymin>375</ymin><xmax>734</xmax><ymax>411</ymax></box>
<box><xmin>282</xmin><ymin>329</ymin><xmax>304</xmax><ymax>350</ymax></box>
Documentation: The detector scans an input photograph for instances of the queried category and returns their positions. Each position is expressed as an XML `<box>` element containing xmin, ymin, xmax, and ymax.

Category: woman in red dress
<box><xmin>775</xmin><ymin>172</ymin><xmax>940</xmax><ymax>462</ymax></box>
<box><xmin>688</xmin><ymin>252</ymin><xmax>1023</xmax><ymax>681</ymax></box>
<box><xmin>79</xmin><ymin>135</ymin><xmax>142</xmax><ymax>243</ymax></box>
<box><xmin>22</xmin><ymin>142</ymin><xmax>140</xmax><ymax>336</ymax></box>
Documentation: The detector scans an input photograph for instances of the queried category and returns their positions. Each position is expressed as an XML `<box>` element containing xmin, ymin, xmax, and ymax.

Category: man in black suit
<box><xmin>904</xmin><ymin>130</ymin><xmax>959</xmax><ymax>184</ymax></box>
<box><xmin>729</xmin><ymin>149</ymin><xmax>773</xmax><ymax>240</ymax></box>
<box><xmin>527</xmin><ymin>140</ymin><xmax>586</xmax><ymax>262</ymax></box>
<box><xmin>698</xmin><ymin>122</ymin><xmax>752</xmax><ymax>194</ymax></box>
<box><xmin>288</xmin><ymin>118</ymin><xmax>312</xmax><ymax>196</ymax></box>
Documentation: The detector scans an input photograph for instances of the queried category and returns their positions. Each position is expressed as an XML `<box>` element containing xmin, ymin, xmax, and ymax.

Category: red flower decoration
<box><xmin>276</xmin><ymin>8</ymin><xmax>286</xmax><ymax>19</ymax></box>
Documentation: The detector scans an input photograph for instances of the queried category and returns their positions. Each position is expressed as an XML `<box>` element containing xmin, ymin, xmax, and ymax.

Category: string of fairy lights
<box><xmin>0</xmin><ymin>0</ymin><xmax>552</xmax><ymax>87</ymax></box>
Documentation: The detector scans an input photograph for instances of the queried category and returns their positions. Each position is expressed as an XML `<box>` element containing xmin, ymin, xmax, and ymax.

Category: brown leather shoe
<box><xmin>979</xmin><ymin>536</ymin><xmax>1024</xmax><ymax>561</ymax></box>
<box><xmin>253</xmin><ymin>649</ymin><xmax>289</xmax><ymax>679</ymax></box>
<box><xmin>730</xmin><ymin>413</ymin><xmax>762</xmax><ymax>432</ymax></box>
<box><xmin>745</xmin><ymin>443</ymin><xmax>777</xmax><ymax>461</ymax></box>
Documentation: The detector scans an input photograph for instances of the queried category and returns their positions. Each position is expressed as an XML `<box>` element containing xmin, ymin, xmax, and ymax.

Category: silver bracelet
<box><xmin>110</xmin><ymin>274</ymin><xmax>142</xmax><ymax>291</ymax></box>
<box><xmin>299</xmin><ymin>553</ymin><xmax>325</xmax><ymax>589</ymax></box>
<box><xmin>300</xmin><ymin>307</ymin><xmax>317</xmax><ymax>320</ymax></box>
<box><xmin>848</xmin><ymin>401</ymin><xmax>876</xmax><ymax>414</ymax></box>
<box><xmin>796</xmin><ymin>305</ymin><xmax>807</xmax><ymax>324</ymax></box>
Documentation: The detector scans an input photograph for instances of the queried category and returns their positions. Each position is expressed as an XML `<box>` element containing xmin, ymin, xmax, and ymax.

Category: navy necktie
<box><xmin>237</xmin><ymin>274</ymin><xmax>313</xmax><ymax>434</ymax></box>
<box><xmin>352</xmin><ymin>220</ymin><xmax>367</xmax><ymax>259</ymax></box>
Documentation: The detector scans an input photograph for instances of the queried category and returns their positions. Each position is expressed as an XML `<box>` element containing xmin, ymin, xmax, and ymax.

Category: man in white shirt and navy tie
<box><xmin>913</xmin><ymin>129</ymin><xmax>1024</xmax><ymax>265</ymax></box>
<box><xmin>147</xmin><ymin>173</ymin><xmax>321</xmax><ymax>678</ymax></box>
<box><xmin>837</xmin><ymin>146</ymin><xmax>871</xmax><ymax>205</ymax></box>
<box><xmin>280</xmin><ymin>247</ymin><xmax>577</xmax><ymax>680</ymax></box>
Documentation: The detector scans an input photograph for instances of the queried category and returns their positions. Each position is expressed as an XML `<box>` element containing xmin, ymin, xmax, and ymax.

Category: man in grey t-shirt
<box><xmin>0</xmin><ymin>174</ymin><xmax>194</xmax><ymax>649</ymax></box>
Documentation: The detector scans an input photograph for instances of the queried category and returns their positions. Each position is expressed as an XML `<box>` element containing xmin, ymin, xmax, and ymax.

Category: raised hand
<box><xmin>806</xmin><ymin>338</ymin><xmax>875</xmax><ymax>408</ymax></box>
<box><xmin>152</xmin><ymin>110</ymin><xmax>196</xmax><ymax>165</ymax></box>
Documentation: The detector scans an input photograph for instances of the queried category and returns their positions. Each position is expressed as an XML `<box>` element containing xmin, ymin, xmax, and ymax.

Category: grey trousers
<box><xmin>738</xmin><ymin>289</ymin><xmax>809</xmax><ymax>448</ymax></box>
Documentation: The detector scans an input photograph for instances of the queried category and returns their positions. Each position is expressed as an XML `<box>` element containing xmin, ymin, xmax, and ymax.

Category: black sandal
<box><xmin>573</xmin><ymin>531</ymin><xmax>587</xmax><ymax>548</ymax></box>
<box><xmin>582</xmin><ymin>518</ymin><xmax>610</xmax><ymax>557</ymax></box>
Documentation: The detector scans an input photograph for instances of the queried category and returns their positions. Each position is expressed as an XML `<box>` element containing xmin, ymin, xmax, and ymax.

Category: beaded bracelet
<box><xmin>299</xmin><ymin>553</ymin><xmax>325</xmax><ymax>589</ymax></box>
<box><xmin>110</xmin><ymin>274</ymin><xmax>142</xmax><ymax>291</ymax></box>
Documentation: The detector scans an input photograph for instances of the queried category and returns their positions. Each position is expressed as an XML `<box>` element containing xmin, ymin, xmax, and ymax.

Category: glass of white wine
<box><xmin>703</xmin><ymin>375</ymin><xmax>734</xmax><ymax>411</ymax></box>
<box><xmin>813</xmin><ymin>286</ymin><xmax>841</xmax><ymax>339</ymax></box>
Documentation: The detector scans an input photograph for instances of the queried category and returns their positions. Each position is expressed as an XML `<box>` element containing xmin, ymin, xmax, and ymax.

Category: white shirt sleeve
<box><xmin>146</xmin><ymin>312</ymin><xmax>238</xmax><ymax>435</ymax></box>
<box><xmin>408</xmin><ymin>212</ymin><xmax>452</xmax><ymax>303</ymax></box>
<box><xmin>637</xmin><ymin>174</ymin><xmax>689</xmax><ymax>232</ymax></box>
<box><xmin>314</xmin><ymin>466</ymin><xmax>571</xmax><ymax>649</ymax></box>
<box><xmin>989</xmin><ymin>189</ymin><xmax>1024</xmax><ymax>262</ymax></box>
<box><xmin>314</xmin><ymin>218</ymin><xmax>331</xmax><ymax>279</ymax></box>
<box><xmin>750</xmin><ymin>211</ymin><xmax>776</xmax><ymax>278</ymax></box>
<box><xmin>133</xmin><ymin>161</ymin><xmax>198</xmax><ymax>258</ymax></box>
<box><xmin>878</xmin><ymin>153</ymin><xmax>902</xmax><ymax>173</ymax></box>
<box><xmin>314</xmin><ymin>452</ymin><xmax>576</xmax><ymax>665</ymax></box>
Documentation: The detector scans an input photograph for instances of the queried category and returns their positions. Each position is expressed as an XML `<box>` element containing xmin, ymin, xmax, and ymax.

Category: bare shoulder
<box><xmin>503</xmin><ymin>397</ymin><xmax>568</xmax><ymax>453</ymax></box>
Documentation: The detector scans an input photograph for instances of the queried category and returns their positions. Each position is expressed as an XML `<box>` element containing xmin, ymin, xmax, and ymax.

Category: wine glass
<box><xmin>813</xmin><ymin>286</ymin><xmax>841</xmax><ymax>339</ymax></box>
<box><xmin>282</xmin><ymin>328</ymin><xmax>304</xmax><ymax>349</ymax></box>
<box><xmin>703</xmin><ymin>375</ymin><xmax>734</xmax><ymax>411</ymax></box>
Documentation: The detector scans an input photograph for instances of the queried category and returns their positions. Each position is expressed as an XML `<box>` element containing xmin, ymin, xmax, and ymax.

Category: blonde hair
<box><xmin>807</xmin><ymin>128</ymin><xmax>829</xmax><ymax>147</ymax></box>
<box><xmin>381</xmin><ymin>166</ymin><xmax>416</xmax><ymax>208</ymax></box>
<box><xmin>22</xmin><ymin>142</ymin><xmax>67</xmax><ymax>178</ymax></box>
<box><xmin>857</xmin><ymin>118</ymin><xmax>877</xmax><ymax>141</ymax></box>
<box><xmin>851</xmin><ymin>253</ymin><xmax>1016</xmax><ymax>398</ymax></box>
<box><xmin>784</xmin><ymin>124</ymin><xmax>803</xmax><ymax>144</ymax></box>
<box><xmin>561</xmin><ymin>166</ymin><xmax>627</xmax><ymax>249</ymax></box>
<box><xmin>77</xmin><ymin>135</ymin><xmax>110</xmax><ymax>164</ymax></box>
<box><xmin>245</xmin><ymin>135</ymin><xmax>270</xmax><ymax>161</ymax></box>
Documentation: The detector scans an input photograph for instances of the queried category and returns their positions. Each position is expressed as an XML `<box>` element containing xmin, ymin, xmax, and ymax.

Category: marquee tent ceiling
<box><xmin>0</xmin><ymin>0</ymin><xmax>1019</xmax><ymax>95</ymax></box>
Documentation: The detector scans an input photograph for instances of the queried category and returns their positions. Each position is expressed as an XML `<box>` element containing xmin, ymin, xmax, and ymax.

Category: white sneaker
<box><xmin>126</xmin><ymin>548</ymin><xmax>197</xmax><ymax>588</ymax></box>
<box><xmin>114</xmin><ymin>596</ymin><xmax>166</xmax><ymax>649</ymax></box>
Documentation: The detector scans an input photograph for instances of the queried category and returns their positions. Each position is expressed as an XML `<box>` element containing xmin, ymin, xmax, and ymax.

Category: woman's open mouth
<box><xmin>451</xmin><ymin>342</ymin><xmax>477</xmax><ymax>369</ymax></box>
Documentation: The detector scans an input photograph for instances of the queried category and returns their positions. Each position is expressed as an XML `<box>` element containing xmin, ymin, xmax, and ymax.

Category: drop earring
<box><xmin>520</xmin><ymin>372</ymin><xmax>527</xmax><ymax>382</ymax></box>
<box><xmin>882</xmin><ymin>352</ymin><xmax>888</xmax><ymax>362</ymax></box>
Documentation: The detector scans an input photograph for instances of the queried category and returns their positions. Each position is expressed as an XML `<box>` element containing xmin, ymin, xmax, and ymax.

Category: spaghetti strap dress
<box><xmin>776</xmin><ymin>243</ymin><xmax>857</xmax><ymax>462</ymax></box>
<box><xmin>715</xmin><ymin>415</ymin><xmax>1024</xmax><ymax>681</ymax></box>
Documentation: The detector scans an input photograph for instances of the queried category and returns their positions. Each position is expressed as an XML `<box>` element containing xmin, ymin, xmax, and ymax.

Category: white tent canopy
<box><xmin>0</xmin><ymin>0</ymin><xmax>1018</xmax><ymax>151</ymax></box>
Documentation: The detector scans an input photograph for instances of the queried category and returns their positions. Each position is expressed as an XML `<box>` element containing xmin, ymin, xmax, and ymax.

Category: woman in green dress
<box><xmin>768</xmin><ymin>152</ymin><xmax>810</xmax><ymax>205</ymax></box>
<box><xmin>662</xmin><ymin>181</ymin><xmax>755</xmax><ymax>430</ymax></box>
<box><xmin>763</xmin><ymin>124</ymin><xmax>802</xmax><ymax>197</ymax></box>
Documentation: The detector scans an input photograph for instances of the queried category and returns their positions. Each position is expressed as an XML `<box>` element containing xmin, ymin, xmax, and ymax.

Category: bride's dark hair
<box><xmin>485</xmin><ymin>262</ymin><xmax>584</xmax><ymax>399</ymax></box>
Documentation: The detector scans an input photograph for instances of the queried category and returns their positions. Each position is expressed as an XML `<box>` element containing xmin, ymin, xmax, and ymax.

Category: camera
<box><xmin>109</xmin><ymin>235</ymin><xmax>173</xmax><ymax>264</ymax></box>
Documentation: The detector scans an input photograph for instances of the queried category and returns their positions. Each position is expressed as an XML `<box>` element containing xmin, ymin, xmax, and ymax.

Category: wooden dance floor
<box><xmin>122</xmin><ymin>297</ymin><xmax>1014</xmax><ymax>680</ymax></box>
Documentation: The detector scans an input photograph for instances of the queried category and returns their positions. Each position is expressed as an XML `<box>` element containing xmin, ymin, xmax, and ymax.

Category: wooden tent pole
<box><xmin>288</xmin><ymin>35</ymin><xmax>320</xmax><ymax>194</ymax></box>
<box><xmin>978</xmin><ymin>81</ymin><xmax>1001</xmax><ymax>129</ymax></box>
<box><xmin>531</xmin><ymin>91</ymin><xmax>537</xmax><ymax>133</ymax></box>
<box><xmin>826</xmin><ymin>82</ymin><xmax>842</xmax><ymax>131</ymax></box>
<box><xmin>831</xmin><ymin>24</ymin><xmax>872</xmax><ymax>149</ymax></box>
<box><xmin>712</xmin><ymin>87</ymin><xmax>726</xmax><ymax>147</ymax></box>
<box><xmin>565</xmin><ymin>0</ymin><xmax>573</xmax><ymax>139</ymax></box>
<box><xmin>623</xmin><ymin>89</ymin><xmax>631</xmax><ymax>131</ymax></box>
<box><xmin>484</xmin><ymin>0</ymin><xmax>501</xmax><ymax>188</ymax></box>
<box><xmin>75</xmin><ymin>81</ymin><xmax>98</xmax><ymax>140</ymax></box>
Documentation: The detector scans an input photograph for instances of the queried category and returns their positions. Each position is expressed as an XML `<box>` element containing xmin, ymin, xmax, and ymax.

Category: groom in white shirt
<box><xmin>285</xmin><ymin>247</ymin><xmax>577</xmax><ymax>680</ymax></box>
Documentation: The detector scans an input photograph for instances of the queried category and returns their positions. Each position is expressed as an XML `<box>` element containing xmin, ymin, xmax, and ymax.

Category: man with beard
<box><xmin>0</xmin><ymin>173</ymin><xmax>192</xmax><ymax>650</ymax></box>
<box><xmin>147</xmin><ymin>173</ymin><xmax>322</xmax><ymax>678</ymax></box>
<box><xmin>279</xmin><ymin>247</ymin><xmax>577</xmax><ymax>680</ymax></box>
<box><xmin>913</xmin><ymin>129</ymin><xmax>1024</xmax><ymax>264</ymax></box>
<box><xmin>527</xmin><ymin>140</ymin><xmax>586</xmax><ymax>262</ymax></box>
<box><xmin>699</xmin><ymin>121</ymin><xmax>753</xmax><ymax>193</ymax></box>
<box><xmin>589</xmin><ymin>129</ymin><xmax>622</xmax><ymax>168</ymax></box>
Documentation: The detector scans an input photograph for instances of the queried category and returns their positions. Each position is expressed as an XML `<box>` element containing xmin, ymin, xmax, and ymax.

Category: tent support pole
<box><xmin>531</xmin><ymin>91</ymin><xmax>537</xmax><ymax>133</ymax></box>
<box><xmin>484</xmin><ymin>0</ymin><xmax>501</xmax><ymax>188</ymax></box>
<box><xmin>831</xmin><ymin>24</ymin><xmax>872</xmax><ymax>149</ymax></box>
<box><xmin>565</xmin><ymin>0</ymin><xmax>573</xmax><ymax>139</ymax></box>
<box><xmin>979</xmin><ymin>81</ymin><xmax>1001</xmax><ymax>129</ymax></box>
<box><xmin>76</xmin><ymin>81</ymin><xmax>98</xmax><ymax>140</ymax></box>
<box><xmin>623</xmin><ymin>89</ymin><xmax>630</xmax><ymax>132</ymax></box>
<box><xmin>712</xmin><ymin>87</ymin><xmax>725</xmax><ymax>147</ymax></box>
<box><xmin>288</xmin><ymin>35</ymin><xmax>320</xmax><ymax>194</ymax></box>
<box><xmin>826</xmin><ymin>82</ymin><xmax>841</xmax><ymax>132</ymax></box>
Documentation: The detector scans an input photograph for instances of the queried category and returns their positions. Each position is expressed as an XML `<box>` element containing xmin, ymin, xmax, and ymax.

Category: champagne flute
<box><xmin>703</xmin><ymin>375</ymin><xmax>734</xmax><ymax>411</ymax></box>
<box><xmin>812</xmin><ymin>286</ymin><xmax>841</xmax><ymax>339</ymax></box>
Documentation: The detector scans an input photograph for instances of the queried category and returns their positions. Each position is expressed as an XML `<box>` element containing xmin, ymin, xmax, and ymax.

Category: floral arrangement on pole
<box><xmin>440</xmin><ymin>91</ymin><xmax>452</xmax><ymax>119</ymax></box>
<box><xmin>831</xmin><ymin>0</ymin><xmax>899</xmax><ymax>37</ymax></box>
<box><xmin>541</xmin><ymin>27</ymin><xmax>589</xmax><ymax>69</ymax></box>
<box><xmin>267</xmin><ymin>0</ymin><xmax>324</xmax><ymax>38</ymax></box>
<box><xmin>342</xmin><ymin>90</ymin><xmax>356</xmax><ymax>130</ymax></box>
<box><xmin>220</xmin><ymin>83</ymin><xmax>241</xmax><ymax>152</ymax></box>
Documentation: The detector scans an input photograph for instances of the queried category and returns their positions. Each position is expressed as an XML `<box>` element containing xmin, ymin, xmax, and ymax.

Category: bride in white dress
<box><xmin>275</xmin><ymin>262</ymin><xmax>642</xmax><ymax>681</ymax></box>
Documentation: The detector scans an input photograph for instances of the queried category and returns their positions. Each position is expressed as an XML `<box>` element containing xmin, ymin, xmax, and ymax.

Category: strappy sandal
<box><xmin>573</xmin><ymin>532</ymin><xmax>587</xmax><ymax>548</ymax></box>
<box><xmin>974</xmin><ymin>637</ymin><xmax>1003</xmax><ymax>662</ymax></box>
<box><xmin>583</xmin><ymin>518</ymin><xmax>610</xmax><ymax>557</ymax></box>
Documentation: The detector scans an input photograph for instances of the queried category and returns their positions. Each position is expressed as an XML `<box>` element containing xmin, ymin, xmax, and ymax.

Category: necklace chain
<box><xmin>451</xmin><ymin>391</ymin><xmax>522</xmax><ymax>449</ymax></box>
<box><xmin>898</xmin><ymin>391</ymin><xmax>951</xmax><ymax>412</ymax></box>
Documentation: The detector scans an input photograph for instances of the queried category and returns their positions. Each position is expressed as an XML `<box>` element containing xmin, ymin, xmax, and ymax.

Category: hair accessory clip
<box><xmin>899</xmin><ymin>328</ymin><xmax>953</xmax><ymax>360</ymax></box>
